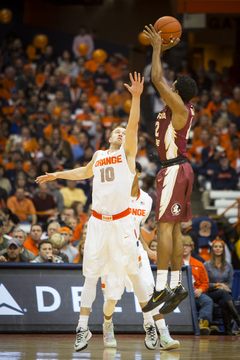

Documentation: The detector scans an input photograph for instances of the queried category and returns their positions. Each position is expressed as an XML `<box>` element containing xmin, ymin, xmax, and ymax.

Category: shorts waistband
<box><xmin>161</xmin><ymin>157</ymin><xmax>188</xmax><ymax>168</ymax></box>
<box><xmin>92</xmin><ymin>208</ymin><xmax>131</xmax><ymax>222</ymax></box>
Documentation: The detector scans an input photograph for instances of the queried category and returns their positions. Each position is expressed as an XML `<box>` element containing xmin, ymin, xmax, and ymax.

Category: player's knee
<box><xmin>128</xmin><ymin>273</ymin><xmax>148</xmax><ymax>303</ymax></box>
<box><xmin>80</xmin><ymin>276</ymin><xmax>98</xmax><ymax>308</ymax></box>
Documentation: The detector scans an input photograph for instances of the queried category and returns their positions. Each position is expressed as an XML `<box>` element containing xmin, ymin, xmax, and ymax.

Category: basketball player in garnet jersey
<box><xmin>101</xmin><ymin>162</ymin><xmax>180</xmax><ymax>350</ymax></box>
<box><xmin>142</xmin><ymin>25</ymin><xmax>197</xmax><ymax>314</ymax></box>
<box><xmin>36</xmin><ymin>72</ymin><xmax>153</xmax><ymax>352</ymax></box>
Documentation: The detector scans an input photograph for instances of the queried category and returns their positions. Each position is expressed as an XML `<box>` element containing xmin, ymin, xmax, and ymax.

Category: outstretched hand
<box><xmin>35</xmin><ymin>172</ymin><xmax>57</xmax><ymax>185</ymax></box>
<box><xmin>143</xmin><ymin>24</ymin><xmax>180</xmax><ymax>51</ymax></box>
<box><xmin>124</xmin><ymin>71</ymin><xmax>144</xmax><ymax>97</ymax></box>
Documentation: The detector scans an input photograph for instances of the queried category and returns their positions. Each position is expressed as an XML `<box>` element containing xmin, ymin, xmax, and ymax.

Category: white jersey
<box><xmin>130</xmin><ymin>188</ymin><xmax>153</xmax><ymax>238</ymax></box>
<box><xmin>92</xmin><ymin>146</ymin><xmax>134</xmax><ymax>215</ymax></box>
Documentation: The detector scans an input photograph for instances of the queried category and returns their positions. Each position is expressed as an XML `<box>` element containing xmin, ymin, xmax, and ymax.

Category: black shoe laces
<box><xmin>76</xmin><ymin>330</ymin><xmax>85</xmax><ymax>342</ymax></box>
<box><xmin>146</xmin><ymin>325</ymin><xmax>156</xmax><ymax>340</ymax></box>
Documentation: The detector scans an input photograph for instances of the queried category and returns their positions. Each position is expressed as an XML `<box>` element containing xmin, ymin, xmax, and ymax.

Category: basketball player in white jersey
<box><xmin>101</xmin><ymin>162</ymin><xmax>180</xmax><ymax>350</ymax></box>
<box><xmin>36</xmin><ymin>72</ymin><xmax>153</xmax><ymax>352</ymax></box>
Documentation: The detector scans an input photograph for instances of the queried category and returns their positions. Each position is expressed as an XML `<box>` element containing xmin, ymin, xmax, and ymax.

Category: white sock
<box><xmin>156</xmin><ymin>270</ymin><xmax>168</xmax><ymax>291</ymax></box>
<box><xmin>155</xmin><ymin>318</ymin><xmax>166</xmax><ymax>331</ymax></box>
<box><xmin>170</xmin><ymin>271</ymin><xmax>181</xmax><ymax>289</ymax></box>
<box><xmin>76</xmin><ymin>315</ymin><xmax>89</xmax><ymax>332</ymax></box>
<box><xmin>143</xmin><ymin>311</ymin><xmax>154</xmax><ymax>326</ymax></box>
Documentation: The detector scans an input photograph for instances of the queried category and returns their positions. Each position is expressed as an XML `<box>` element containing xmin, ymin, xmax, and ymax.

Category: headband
<box><xmin>212</xmin><ymin>237</ymin><xmax>225</xmax><ymax>247</ymax></box>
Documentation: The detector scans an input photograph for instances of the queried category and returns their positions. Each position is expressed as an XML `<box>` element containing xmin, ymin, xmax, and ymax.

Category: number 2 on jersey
<box><xmin>100</xmin><ymin>167</ymin><xmax>115</xmax><ymax>182</ymax></box>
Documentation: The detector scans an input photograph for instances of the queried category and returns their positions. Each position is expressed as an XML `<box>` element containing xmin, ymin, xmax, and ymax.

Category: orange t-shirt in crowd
<box><xmin>67</xmin><ymin>134</ymin><xmax>79</xmax><ymax>146</ymax></box>
<box><xmin>77</xmin><ymin>75</ymin><xmax>95</xmax><ymax>97</ymax></box>
<box><xmin>23</xmin><ymin>138</ymin><xmax>39</xmax><ymax>153</ymax></box>
<box><xmin>101</xmin><ymin>116</ymin><xmax>121</xmax><ymax>128</ymax></box>
<box><xmin>0</xmin><ymin>137</ymin><xmax>7</xmax><ymax>154</ymax></box>
<box><xmin>6</xmin><ymin>196</ymin><xmax>36</xmax><ymax>222</ymax></box>
<box><xmin>43</xmin><ymin>124</ymin><xmax>68</xmax><ymax>140</ymax></box>
<box><xmin>5</xmin><ymin>161</ymin><xmax>31</xmax><ymax>172</ymax></box>
<box><xmin>24</xmin><ymin>237</ymin><xmax>39</xmax><ymax>256</ymax></box>
<box><xmin>228</xmin><ymin>100</ymin><xmax>240</xmax><ymax>117</ymax></box>
<box><xmin>183</xmin><ymin>257</ymin><xmax>209</xmax><ymax>293</ymax></box>
<box><xmin>192</xmin><ymin>126</ymin><xmax>215</xmax><ymax>144</ymax></box>
<box><xmin>225</xmin><ymin>145</ymin><xmax>239</xmax><ymax>163</ymax></box>
<box><xmin>140</xmin><ymin>227</ymin><xmax>155</xmax><ymax>246</ymax></box>
<box><xmin>0</xmin><ymin>88</ymin><xmax>10</xmax><ymax>101</ymax></box>
<box><xmin>220</xmin><ymin>131</ymin><xmax>240</xmax><ymax>149</ymax></box>
<box><xmin>85</xmin><ymin>59</ymin><xmax>100</xmax><ymax>74</ymax></box>
<box><xmin>35</xmin><ymin>73</ymin><xmax>48</xmax><ymax>88</ymax></box>
<box><xmin>204</xmin><ymin>101</ymin><xmax>221</xmax><ymax>119</ymax></box>
<box><xmin>108</xmin><ymin>91</ymin><xmax>131</xmax><ymax>110</ymax></box>
<box><xmin>1</xmin><ymin>78</ymin><xmax>15</xmax><ymax>92</ymax></box>
<box><xmin>105</xmin><ymin>57</ymin><xmax>129</xmax><ymax>80</ymax></box>
<box><xmin>71</xmin><ymin>215</ymin><xmax>88</xmax><ymax>243</ymax></box>
<box><xmin>187</xmin><ymin>140</ymin><xmax>210</xmax><ymax>163</ymax></box>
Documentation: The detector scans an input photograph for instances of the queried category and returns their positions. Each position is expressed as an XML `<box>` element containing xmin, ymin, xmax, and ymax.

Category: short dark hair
<box><xmin>135</xmin><ymin>161</ymin><xmax>142</xmax><ymax>174</ymax></box>
<box><xmin>175</xmin><ymin>76</ymin><xmax>197</xmax><ymax>104</ymax></box>
<box><xmin>38</xmin><ymin>240</ymin><xmax>52</xmax><ymax>251</ymax></box>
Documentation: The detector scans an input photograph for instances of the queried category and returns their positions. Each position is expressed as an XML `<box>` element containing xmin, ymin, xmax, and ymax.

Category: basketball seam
<box><xmin>156</xmin><ymin>20</ymin><xmax>181</xmax><ymax>31</ymax></box>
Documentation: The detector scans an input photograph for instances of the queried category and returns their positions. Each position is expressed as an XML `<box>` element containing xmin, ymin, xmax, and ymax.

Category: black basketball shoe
<box><xmin>159</xmin><ymin>284</ymin><xmax>188</xmax><ymax>315</ymax></box>
<box><xmin>142</xmin><ymin>285</ymin><xmax>176</xmax><ymax>313</ymax></box>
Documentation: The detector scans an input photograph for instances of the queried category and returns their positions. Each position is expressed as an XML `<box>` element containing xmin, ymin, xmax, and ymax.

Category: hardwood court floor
<box><xmin>0</xmin><ymin>334</ymin><xmax>240</xmax><ymax>360</ymax></box>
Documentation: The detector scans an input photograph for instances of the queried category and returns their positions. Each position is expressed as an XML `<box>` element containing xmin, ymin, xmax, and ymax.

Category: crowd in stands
<box><xmin>0</xmin><ymin>27</ymin><xmax>240</xmax><ymax>334</ymax></box>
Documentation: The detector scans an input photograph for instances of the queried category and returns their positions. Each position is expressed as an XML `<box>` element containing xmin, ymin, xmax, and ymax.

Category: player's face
<box><xmin>109</xmin><ymin>128</ymin><xmax>126</xmax><ymax>146</ymax></box>
<box><xmin>212</xmin><ymin>242</ymin><xmax>224</xmax><ymax>256</ymax></box>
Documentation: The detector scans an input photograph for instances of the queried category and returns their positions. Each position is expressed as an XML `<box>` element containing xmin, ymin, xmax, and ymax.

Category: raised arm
<box><xmin>143</xmin><ymin>25</ymin><xmax>188</xmax><ymax>129</ymax></box>
<box><xmin>123</xmin><ymin>72</ymin><xmax>144</xmax><ymax>173</ymax></box>
<box><xmin>36</xmin><ymin>151</ymin><xmax>99</xmax><ymax>185</ymax></box>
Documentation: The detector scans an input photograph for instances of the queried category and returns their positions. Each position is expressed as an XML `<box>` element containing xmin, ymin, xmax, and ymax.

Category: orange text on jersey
<box><xmin>131</xmin><ymin>208</ymin><xmax>146</xmax><ymax>216</ymax></box>
<box><xmin>95</xmin><ymin>155</ymin><xmax>122</xmax><ymax>167</ymax></box>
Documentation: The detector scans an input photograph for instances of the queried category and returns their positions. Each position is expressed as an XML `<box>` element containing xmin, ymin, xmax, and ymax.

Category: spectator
<box><xmin>93</xmin><ymin>64</ymin><xmax>114</xmax><ymax>93</ymax></box>
<box><xmin>47</xmin><ymin>90</ymin><xmax>70</xmax><ymax>115</ymax></box>
<box><xmin>77</xmin><ymin>69</ymin><xmax>95</xmax><ymax>97</ymax></box>
<box><xmin>211</xmin><ymin>152</ymin><xmax>238</xmax><ymax>190</ymax></box>
<box><xmin>7</xmin><ymin>187</ymin><xmax>37</xmax><ymax>225</ymax></box>
<box><xmin>102</xmin><ymin>104</ymin><xmax>121</xmax><ymax>129</ymax></box>
<box><xmin>148</xmin><ymin>239</ymin><xmax>157</xmax><ymax>264</ymax></box>
<box><xmin>182</xmin><ymin>235</ymin><xmax>217</xmax><ymax>335</ymax></box>
<box><xmin>108</xmin><ymin>78</ymin><xmax>131</xmax><ymax>112</ymax></box>
<box><xmin>106</xmin><ymin>53</ymin><xmax>129</xmax><ymax>80</ymax></box>
<box><xmin>0</xmin><ymin>219</ymin><xmax>9</xmax><ymax>251</ymax></box>
<box><xmin>72</xmin><ymin>131</ymin><xmax>90</xmax><ymax>162</ymax></box>
<box><xmin>204</xmin><ymin>89</ymin><xmax>222</xmax><ymax>120</ymax></box>
<box><xmin>220</xmin><ymin>122</ymin><xmax>240</xmax><ymax>149</ymax></box>
<box><xmin>225</xmin><ymin>136</ymin><xmax>240</xmax><ymax>163</ymax></box>
<box><xmin>201</xmin><ymin>134</ymin><xmax>220</xmax><ymax>164</ymax></box>
<box><xmin>1</xmin><ymin>87</ymin><xmax>26</xmax><ymax>121</ymax></box>
<box><xmin>69</xmin><ymin>77</ymin><xmax>82</xmax><ymax>105</ymax></box>
<box><xmin>43</xmin><ymin>114</ymin><xmax>68</xmax><ymax>141</ymax></box>
<box><xmin>206</xmin><ymin>60</ymin><xmax>220</xmax><ymax>84</ymax></box>
<box><xmin>0</xmin><ymin>165</ymin><xmax>12</xmax><ymax>195</ymax></box>
<box><xmin>32</xmin><ymin>184</ymin><xmax>58</xmax><ymax>226</ymax></box>
<box><xmin>60</xmin><ymin>180</ymin><xmax>86</xmax><ymax>209</ymax></box>
<box><xmin>187</xmin><ymin>129</ymin><xmax>210</xmax><ymax>170</ymax></box>
<box><xmin>2</xmin><ymin>66</ymin><xmax>16</xmax><ymax>92</ymax></box>
<box><xmin>194</xmin><ymin>65</ymin><xmax>212</xmax><ymax>94</ymax></box>
<box><xmin>74</xmin><ymin>228</ymin><xmax>87</xmax><ymax>262</ymax></box>
<box><xmin>9</xmin><ymin>227</ymin><xmax>36</xmax><ymax>261</ymax></box>
<box><xmin>36</xmin><ymin>143</ymin><xmax>60</xmax><ymax>169</ymax></box>
<box><xmin>31</xmin><ymin>240</ymin><xmax>64</xmax><ymax>263</ymax></box>
<box><xmin>46</xmin><ymin>221</ymin><xmax>61</xmax><ymax>239</ymax></box>
<box><xmin>204</xmin><ymin>238</ymin><xmax>240</xmax><ymax>334</ymax></box>
<box><xmin>72</xmin><ymin>25</ymin><xmax>94</xmax><ymax>60</ymax></box>
<box><xmin>37</xmin><ymin>160</ymin><xmax>54</xmax><ymax>178</ymax></box>
<box><xmin>37</xmin><ymin>45</ymin><xmax>57</xmax><ymax>69</ymax></box>
<box><xmin>0</xmin><ymin>238</ymin><xmax>29</xmax><ymax>262</ymax></box>
<box><xmin>49</xmin><ymin>128</ymin><xmax>73</xmax><ymax>168</ymax></box>
<box><xmin>24</xmin><ymin>224</ymin><xmax>43</xmax><ymax>256</ymax></box>
<box><xmin>49</xmin><ymin>233</ymin><xmax>69</xmax><ymax>263</ymax></box>
<box><xmin>192</xmin><ymin>114</ymin><xmax>215</xmax><ymax>144</ymax></box>
<box><xmin>57</xmin><ymin>50</ymin><xmax>77</xmax><ymax>77</ymax></box>
<box><xmin>228</xmin><ymin>86</ymin><xmax>240</xmax><ymax>117</ymax></box>
<box><xmin>58</xmin><ymin>226</ymin><xmax>79</xmax><ymax>262</ymax></box>
<box><xmin>47</xmin><ymin>180</ymin><xmax>64</xmax><ymax>214</ymax></box>
<box><xmin>5</xmin><ymin>159</ymin><xmax>27</xmax><ymax>191</ymax></box>
<box><xmin>140</xmin><ymin>211</ymin><xmax>156</xmax><ymax>246</ymax></box>
<box><xmin>15</xmin><ymin>64</ymin><xmax>35</xmax><ymax>92</ymax></box>
<box><xmin>212</xmin><ymin>100</ymin><xmax>236</xmax><ymax>124</ymax></box>
<box><xmin>215</xmin><ymin>66</ymin><xmax>237</xmax><ymax>99</ymax></box>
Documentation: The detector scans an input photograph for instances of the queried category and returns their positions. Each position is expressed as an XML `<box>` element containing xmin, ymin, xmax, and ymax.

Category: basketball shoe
<box><xmin>144</xmin><ymin>323</ymin><xmax>158</xmax><ymax>350</ymax></box>
<box><xmin>159</xmin><ymin>284</ymin><xmax>188</xmax><ymax>314</ymax></box>
<box><xmin>159</xmin><ymin>326</ymin><xmax>180</xmax><ymax>349</ymax></box>
<box><xmin>103</xmin><ymin>322</ymin><xmax>117</xmax><ymax>347</ymax></box>
<box><xmin>142</xmin><ymin>285</ymin><xmax>176</xmax><ymax>313</ymax></box>
<box><xmin>74</xmin><ymin>327</ymin><xmax>92</xmax><ymax>351</ymax></box>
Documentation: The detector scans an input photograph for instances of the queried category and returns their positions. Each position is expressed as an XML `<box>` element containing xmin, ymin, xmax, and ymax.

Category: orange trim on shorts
<box><xmin>101</xmin><ymin>283</ymin><xmax>105</xmax><ymax>289</ymax></box>
<box><xmin>92</xmin><ymin>208</ymin><xmax>131</xmax><ymax>221</ymax></box>
<box><xmin>138</xmin><ymin>256</ymin><xmax>141</xmax><ymax>262</ymax></box>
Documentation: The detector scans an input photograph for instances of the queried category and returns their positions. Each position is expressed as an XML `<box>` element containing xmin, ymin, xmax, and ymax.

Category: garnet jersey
<box><xmin>130</xmin><ymin>188</ymin><xmax>153</xmax><ymax>239</ymax></box>
<box><xmin>155</xmin><ymin>103</ymin><xmax>195</xmax><ymax>161</ymax></box>
<box><xmin>92</xmin><ymin>145</ymin><xmax>134</xmax><ymax>215</ymax></box>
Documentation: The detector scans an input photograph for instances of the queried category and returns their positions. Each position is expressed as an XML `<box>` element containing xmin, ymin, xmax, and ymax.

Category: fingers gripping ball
<box><xmin>154</xmin><ymin>16</ymin><xmax>182</xmax><ymax>44</ymax></box>
<box><xmin>138</xmin><ymin>32</ymin><xmax>150</xmax><ymax>46</ymax></box>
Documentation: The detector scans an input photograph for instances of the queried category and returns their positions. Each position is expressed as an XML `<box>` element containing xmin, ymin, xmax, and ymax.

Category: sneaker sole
<box><xmin>160</xmin><ymin>291</ymin><xmax>188</xmax><ymax>314</ymax></box>
<box><xmin>74</xmin><ymin>343</ymin><xmax>88</xmax><ymax>352</ymax></box>
<box><xmin>160</xmin><ymin>341</ymin><xmax>180</xmax><ymax>350</ymax></box>
<box><xmin>104</xmin><ymin>341</ymin><xmax>117</xmax><ymax>348</ymax></box>
<box><xmin>200</xmin><ymin>328</ymin><xmax>211</xmax><ymax>335</ymax></box>
<box><xmin>74</xmin><ymin>331</ymin><xmax>92</xmax><ymax>352</ymax></box>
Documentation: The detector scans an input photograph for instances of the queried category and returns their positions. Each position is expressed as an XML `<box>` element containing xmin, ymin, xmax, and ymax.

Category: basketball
<box><xmin>154</xmin><ymin>16</ymin><xmax>182</xmax><ymax>44</ymax></box>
